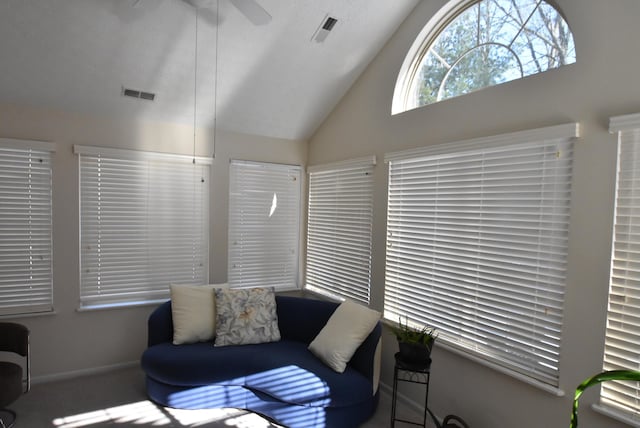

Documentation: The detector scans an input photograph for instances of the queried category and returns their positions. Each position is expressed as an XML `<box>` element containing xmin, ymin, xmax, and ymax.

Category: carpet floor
<box><xmin>8</xmin><ymin>366</ymin><xmax>425</xmax><ymax>427</ymax></box>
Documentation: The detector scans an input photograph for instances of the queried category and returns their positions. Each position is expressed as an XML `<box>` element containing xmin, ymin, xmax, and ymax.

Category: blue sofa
<box><xmin>141</xmin><ymin>295</ymin><xmax>382</xmax><ymax>428</ymax></box>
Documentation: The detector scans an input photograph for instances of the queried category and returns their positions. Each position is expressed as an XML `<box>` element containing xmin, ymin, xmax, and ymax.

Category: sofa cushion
<box><xmin>170</xmin><ymin>283</ymin><xmax>227</xmax><ymax>345</ymax></box>
<box><xmin>141</xmin><ymin>340</ymin><xmax>373</xmax><ymax>408</ymax></box>
<box><xmin>214</xmin><ymin>287</ymin><xmax>281</xmax><ymax>346</ymax></box>
<box><xmin>308</xmin><ymin>299</ymin><xmax>381</xmax><ymax>373</ymax></box>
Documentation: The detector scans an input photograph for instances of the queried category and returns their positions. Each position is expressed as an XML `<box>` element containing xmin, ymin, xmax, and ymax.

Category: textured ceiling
<box><xmin>0</xmin><ymin>0</ymin><xmax>418</xmax><ymax>140</ymax></box>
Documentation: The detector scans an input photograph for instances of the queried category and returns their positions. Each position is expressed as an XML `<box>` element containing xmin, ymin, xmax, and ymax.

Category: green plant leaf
<box><xmin>386</xmin><ymin>316</ymin><xmax>437</xmax><ymax>345</ymax></box>
<box><xmin>570</xmin><ymin>370</ymin><xmax>640</xmax><ymax>428</ymax></box>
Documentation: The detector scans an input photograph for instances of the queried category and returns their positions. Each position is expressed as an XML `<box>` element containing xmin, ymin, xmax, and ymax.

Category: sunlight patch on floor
<box><xmin>166</xmin><ymin>407</ymin><xmax>280</xmax><ymax>427</ymax></box>
<box><xmin>52</xmin><ymin>400</ymin><xmax>171</xmax><ymax>427</ymax></box>
<box><xmin>51</xmin><ymin>400</ymin><xmax>281</xmax><ymax>427</ymax></box>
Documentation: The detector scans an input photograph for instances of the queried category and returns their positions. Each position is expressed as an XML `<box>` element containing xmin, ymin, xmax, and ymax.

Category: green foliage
<box><xmin>416</xmin><ymin>0</ymin><xmax>576</xmax><ymax>106</ymax></box>
<box><xmin>387</xmin><ymin>316</ymin><xmax>437</xmax><ymax>346</ymax></box>
<box><xmin>570</xmin><ymin>370</ymin><xmax>640</xmax><ymax>428</ymax></box>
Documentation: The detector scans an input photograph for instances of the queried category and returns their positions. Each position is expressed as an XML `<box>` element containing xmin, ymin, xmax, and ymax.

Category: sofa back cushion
<box><xmin>147</xmin><ymin>301</ymin><xmax>173</xmax><ymax>346</ymax></box>
<box><xmin>149</xmin><ymin>295</ymin><xmax>335</xmax><ymax>346</ymax></box>
<box><xmin>275</xmin><ymin>295</ymin><xmax>338</xmax><ymax>344</ymax></box>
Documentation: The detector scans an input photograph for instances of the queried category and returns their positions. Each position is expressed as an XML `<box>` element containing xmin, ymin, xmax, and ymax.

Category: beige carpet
<box><xmin>9</xmin><ymin>366</ymin><xmax>425</xmax><ymax>427</ymax></box>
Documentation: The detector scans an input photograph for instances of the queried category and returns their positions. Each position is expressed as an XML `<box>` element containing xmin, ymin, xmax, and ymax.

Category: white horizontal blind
<box><xmin>0</xmin><ymin>140</ymin><xmax>54</xmax><ymax>316</ymax></box>
<box><xmin>602</xmin><ymin>113</ymin><xmax>640</xmax><ymax>419</ymax></box>
<box><xmin>384</xmin><ymin>124</ymin><xmax>577</xmax><ymax>387</ymax></box>
<box><xmin>306</xmin><ymin>157</ymin><xmax>375</xmax><ymax>304</ymax></box>
<box><xmin>78</xmin><ymin>147</ymin><xmax>210</xmax><ymax>309</ymax></box>
<box><xmin>228</xmin><ymin>160</ymin><xmax>301</xmax><ymax>290</ymax></box>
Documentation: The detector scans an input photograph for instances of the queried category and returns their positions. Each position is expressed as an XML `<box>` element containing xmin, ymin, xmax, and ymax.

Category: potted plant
<box><xmin>388</xmin><ymin>316</ymin><xmax>437</xmax><ymax>366</ymax></box>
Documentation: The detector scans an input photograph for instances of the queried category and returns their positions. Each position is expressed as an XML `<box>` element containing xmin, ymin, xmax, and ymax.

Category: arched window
<box><xmin>392</xmin><ymin>0</ymin><xmax>576</xmax><ymax>114</ymax></box>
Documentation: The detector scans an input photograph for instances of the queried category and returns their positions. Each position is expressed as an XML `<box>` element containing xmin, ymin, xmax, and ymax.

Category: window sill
<box><xmin>0</xmin><ymin>309</ymin><xmax>57</xmax><ymax>319</ymax></box>
<box><xmin>592</xmin><ymin>404</ymin><xmax>640</xmax><ymax>427</ymax></box>
<box><xmin>437</xmin><ymin>341</ymin><xmax>565</xmax><ymax>397</ymax></box>
<box><xmin>77</xmin><ymin>299</ymin><xmax>167</xmax><ymax>312</ymax></box>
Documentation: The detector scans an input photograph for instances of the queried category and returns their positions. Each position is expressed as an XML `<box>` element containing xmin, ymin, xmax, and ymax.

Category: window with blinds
<box><xmin>228</xmin><ymin>160</ymin><xmax>301</xmax><ymax>290</ymax></box>
<box><xmin>76</xmin><ymin>145</ymin><xmax>210</xmax><ymax>310</ymax></box>
<box><xmin>384</xmin><ymin>123</ymin><xmax>578</xmax><ymax>388</ymax></box>
<box><xmin>0</xmin><ymin>139</ymin><xmax>54</xmax><ymax>316</ymax></box>
<box><xmin>601</xmin><ymin>113</ymin><xmax>640</xmax><ymax>422</ymax></box>
<box><xmin>306</xmin><ymin>156</ymin><xmax>375</xmax><ymax>304</ymax></box>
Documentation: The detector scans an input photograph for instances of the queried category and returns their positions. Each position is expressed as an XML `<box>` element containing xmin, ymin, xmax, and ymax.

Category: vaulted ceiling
<box><xmin>0</xmin><ymin>0</ymin><xmax>419</xmax><ymax>141</ymax></box>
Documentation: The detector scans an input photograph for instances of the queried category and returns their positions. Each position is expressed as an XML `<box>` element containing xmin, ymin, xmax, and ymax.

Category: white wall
<box><xmin>308</xmin><ymin>1</ymin><xmax>640</xmax><ymax>427</ymax></box>
<box><xmin>0</xmin><ymin>103</ymin><xmax>307</xmax><ymax>380</ymax></box>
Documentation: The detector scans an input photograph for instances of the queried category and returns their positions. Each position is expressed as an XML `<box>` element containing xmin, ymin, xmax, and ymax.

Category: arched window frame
<box><xmin>392</xmin><ymin>0</ymin><xmax>575</xmax><ymax>115</ymax></box>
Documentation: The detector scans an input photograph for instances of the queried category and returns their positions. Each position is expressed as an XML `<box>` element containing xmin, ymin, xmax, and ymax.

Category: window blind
<box><xmin>602</xmin><ymin>113</ymin><xmax>640</xmax><ymax>420</ymax></box>
<box><xmin>384</xmin><ymin>123</ymin><xmax>578</xmax><ymax>387</ymax></box>
<box><xmin>228</xmin><ymin>160</ymin><xmax>301</xmax><ymax>290</ymax></box>
<box><xmin>0</xmin><ymin>139</ymin><xmax>54</xmax><ymax>316</ymax></box>
<box><xmin>306</xmin><ymin>156</ymin><xmax>375</xmax><ymax>304</ymax></box>
<box><xmin>76</xmin><ymin>145</ymin><xmax>210</xmax><ymax>309</ymax></box>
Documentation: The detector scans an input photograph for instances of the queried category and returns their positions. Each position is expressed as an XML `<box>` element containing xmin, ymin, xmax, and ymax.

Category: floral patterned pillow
<box><xmin>214</xmin><ymin>287</ymin><xmax>281</xmax><ymax>346</ymax></box>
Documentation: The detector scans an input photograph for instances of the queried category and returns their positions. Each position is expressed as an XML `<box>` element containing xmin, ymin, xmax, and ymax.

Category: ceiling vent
<box><xmin>312</xmin><ymin>15</ymin><xmax>339</xmax><ymax>43</ymax></box>
<box><xmin>122</xmin><ymin>87</ymin><xmax>156</xmax><ymax>101</ymax></box>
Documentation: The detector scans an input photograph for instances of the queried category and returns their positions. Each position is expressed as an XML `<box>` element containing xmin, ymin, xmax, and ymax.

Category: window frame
<box><xmin>392</xmin><ymin>0</ymin><xmax>576</xmax><ymax>114</ymax></box>
<box><xmin>383</xmin><ymin>123</ymin><xmax>579</xmax><ymax>392</ymax></box>
<box><xmin>228</xmin><ymin>160</ymin><xmax>302</xmax><ymax>291</ymax></box>
<box><xmin>596</xmin><ymin>112</ymin><xmax>640</xmax><ymax>424</ymax></box>
<box><xmin>0</xmin><ymin>138</ymin><xmax>55</xmax><ymax>316</ymax></box>
<box><xmin>76</xmin><ymin>145</ymin><xmax>211</xmax><ymax>310</ymax></box>
<box><xmin>305</xmin><ymin>156</ymin><xmax>376</xmax><ymax>304</ymax></box>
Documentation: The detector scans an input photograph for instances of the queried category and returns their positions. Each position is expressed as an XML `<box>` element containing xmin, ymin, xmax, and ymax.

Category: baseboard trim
<box><xmin>379</xmin><ymin>379</ymin><xmax>425</xmax><ymax>415</ymax></box>
<box><xmin>32</xmin><ymin>361</ymin><xmax>139</xmax><ymax>385</ymax></box>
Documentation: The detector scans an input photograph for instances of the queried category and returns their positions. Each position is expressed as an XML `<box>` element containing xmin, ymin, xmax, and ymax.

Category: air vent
<box><xmin>122</xmin><ymin>87</ymin><xmax>156</xmax><ymax>101</ymax></box>
<box><xmin>322</xmin><ymin>17</ymin><xmax>338</xmax><ymax>31</ymax></box>
<box><xmin>312</xmin><ymin>15</ymin><xmax>339</xmax><ymax>43</ymax></box>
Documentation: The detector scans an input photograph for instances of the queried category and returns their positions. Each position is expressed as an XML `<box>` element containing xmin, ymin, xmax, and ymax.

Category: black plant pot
<box><xmin>397</xmin><ymin>340</ymin><xmax>433</xmax><ymax>367</ymax></box>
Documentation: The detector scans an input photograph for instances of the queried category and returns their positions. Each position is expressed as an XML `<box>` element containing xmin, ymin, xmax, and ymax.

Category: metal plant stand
<box><xmin>390</xmin><ymin>353</ymin><xmax>431</xmax><ymax>427</ymax></box>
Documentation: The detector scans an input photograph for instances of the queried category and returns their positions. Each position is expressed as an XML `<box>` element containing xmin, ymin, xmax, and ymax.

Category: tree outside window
<box><xmin>397</xmin><ymin>0</ymin><xmax>576</xmax><ymax>111</ymax></box>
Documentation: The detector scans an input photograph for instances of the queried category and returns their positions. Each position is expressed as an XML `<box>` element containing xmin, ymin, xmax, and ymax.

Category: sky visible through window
<box><xmin>411</xmin><ymin>0</ymin><xmax>575</xmax><ymax>106</ymax></box>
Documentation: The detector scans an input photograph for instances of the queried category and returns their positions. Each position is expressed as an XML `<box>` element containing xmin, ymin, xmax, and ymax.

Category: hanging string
<box><xmin>192</xmin><ymin>7</ymin><xmax>199</xmax><ymax>164</ymax></box>
<box><xmin>212</xmin><ymin>0</ymin><xmax>219</xmax><ymax>159</ymax></box>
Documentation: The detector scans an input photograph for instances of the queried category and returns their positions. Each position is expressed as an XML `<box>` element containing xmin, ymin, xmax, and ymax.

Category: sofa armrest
<box><xmin>147</xmin><ymin>301</ymin><xmax>174</xmax><ymax>347</ymax></box>
<box><xmin>349</xmin><ymin>322</ymin><xmax>382</xmax><ymax>390</ymax></box>
<box><xmin>276</xmin><ymin>295</ymin><xmax>382</xmax><ymax>391</ymax></box>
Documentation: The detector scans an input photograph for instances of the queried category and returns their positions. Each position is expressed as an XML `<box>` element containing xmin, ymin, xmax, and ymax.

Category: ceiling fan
<box><xmin>183</xmin><ymin>0</ymin><xmax>271</xmax><ymax>26</ymax></box>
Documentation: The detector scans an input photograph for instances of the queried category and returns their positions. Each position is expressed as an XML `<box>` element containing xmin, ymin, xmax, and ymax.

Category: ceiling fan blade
<box><xmin>229</xmin><ymin>0</ymin><xmax>272</xmax><ymax>26</ymax></box>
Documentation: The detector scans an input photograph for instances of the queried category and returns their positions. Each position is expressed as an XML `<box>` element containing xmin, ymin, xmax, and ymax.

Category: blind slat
<box><xmin>228</xmin><ymin>160</ymin><xmax>301</xmax><ymax>290</ymax></box>
<box><xmin>305</xmin><ymin>160</ymin><xmax>374</xmax><ymax>304</ymax></box>
<box><xmin>79</xmin><ymin>150</ymin><xmax>210</xmax><ymax>309</ymax></box>
<box><xmin>602</xmin><ymin>123</ymin><xmax>640</xmax><ymax>419</ymax></box>
<box><xmin>384</xmin><ymin>130</ymin><xmax>574</xmax><ymax>388</ymax></box>
<box><xmin>0</xmin><ymin>142</ymin><xmax>53</xmax><ymax>316</ymax></box>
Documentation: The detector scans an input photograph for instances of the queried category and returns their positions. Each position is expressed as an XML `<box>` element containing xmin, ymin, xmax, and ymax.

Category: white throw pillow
<box><xmin>170</xmin><ymin>283</ymin><xmax>228</xmax><ymax>345</ymax></box>
<box><xmin>308</xmin><ymin>299</ymin><xmax>381</xmax><ymax>373</ymax></box>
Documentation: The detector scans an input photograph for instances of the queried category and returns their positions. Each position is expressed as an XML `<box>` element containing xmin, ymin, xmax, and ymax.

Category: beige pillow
<box><xmin>170</xmin><ymin>283</ymin><xmax>227</xmax><ymax>345</ymax></box>
<box><xmin>308</xmin><ymin>299</ymin><xmax>381</xmax><ymax>373</ymax></box>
